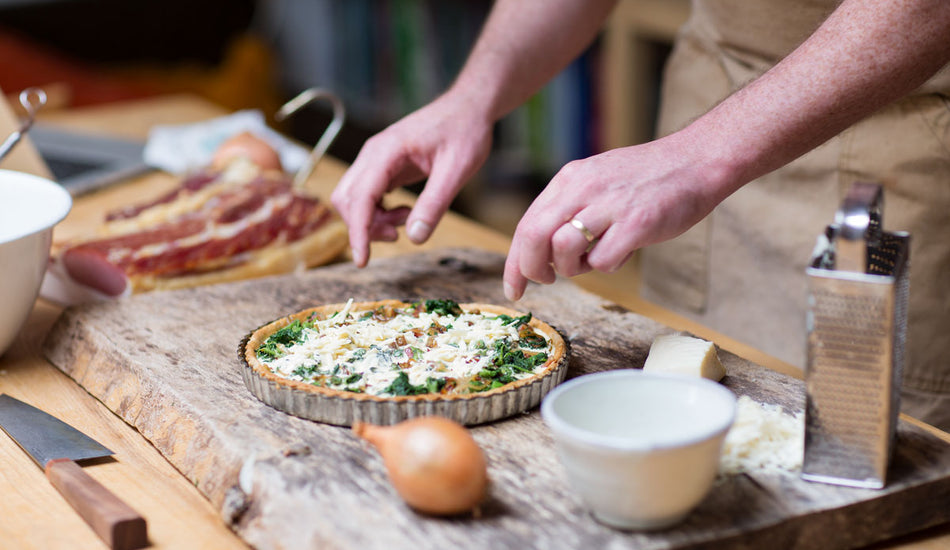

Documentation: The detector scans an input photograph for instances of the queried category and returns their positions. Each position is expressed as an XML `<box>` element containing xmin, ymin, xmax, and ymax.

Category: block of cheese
<box><xmin>643</xmin><ymin>334</ymin><xmax>726</xmax><ymax>381</ymax></box>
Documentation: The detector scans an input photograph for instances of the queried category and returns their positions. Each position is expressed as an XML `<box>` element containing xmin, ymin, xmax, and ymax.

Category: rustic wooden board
<box><xmin>43</xmin><ymin>248</ymin><xmax>950</xmax><ymax>550</ymax></box>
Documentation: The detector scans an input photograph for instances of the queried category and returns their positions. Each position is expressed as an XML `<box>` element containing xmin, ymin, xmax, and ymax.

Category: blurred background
<box><xmin>0</xmin><ymin>0</ymin><xmax>684</xmax><ymax>234</ymax></box>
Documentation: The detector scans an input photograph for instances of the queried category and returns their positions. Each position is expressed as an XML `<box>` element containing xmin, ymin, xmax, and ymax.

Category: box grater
<box><xmin>802</xmin><ymin>181</ymin><xmax>910</xmax><ymax>489</ymax></box>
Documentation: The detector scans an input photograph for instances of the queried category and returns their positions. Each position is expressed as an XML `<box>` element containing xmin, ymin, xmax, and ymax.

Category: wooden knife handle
<box><xmin>45</xmin><ymin>458</ymin><xmax>148</xmax><ymax>550</ymax></box>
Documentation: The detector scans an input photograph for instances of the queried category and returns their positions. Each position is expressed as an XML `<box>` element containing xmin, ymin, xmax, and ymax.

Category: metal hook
<box><xmin>0</xmin><ymin>87</ymin><xmax>48</xmax><ymax>164</ymax></box>
<box><xmin>275</xmin><ymin>88</ymin><xmax>345</xmax><ymax>189</ymax></box>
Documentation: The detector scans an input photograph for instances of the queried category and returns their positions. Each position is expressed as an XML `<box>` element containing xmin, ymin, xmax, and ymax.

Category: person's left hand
<box><xmin>503</xmin><ymin>132</ymin><xmax>729</xmax><ymax>301</ymax></box>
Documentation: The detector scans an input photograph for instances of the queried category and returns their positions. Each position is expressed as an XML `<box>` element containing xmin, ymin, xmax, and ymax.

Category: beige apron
<box><xmin>640</xmin><ymin>0</ymin><xmax>950</xmax><ymax>429</ymax></box>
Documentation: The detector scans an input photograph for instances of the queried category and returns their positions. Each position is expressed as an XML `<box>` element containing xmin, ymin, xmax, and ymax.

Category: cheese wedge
<box><xmin>643</xmin><ymin>334</ymin><xmax>726</xmax><ymax>381</ymax></box>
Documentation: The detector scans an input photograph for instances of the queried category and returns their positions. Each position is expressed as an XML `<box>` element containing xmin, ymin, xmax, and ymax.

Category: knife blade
<box><xmin>0</xmin><ymin>394</ymin><xmax>148</xmax><ymax>550</ymax></box>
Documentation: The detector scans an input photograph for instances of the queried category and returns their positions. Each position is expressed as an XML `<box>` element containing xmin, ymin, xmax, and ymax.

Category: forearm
<box><xmin>685</xmin><ymin>0</ymin><xmax>950</xmax><ymax>201</ymax></box>
<box><xmin>447</xmin><ymin>0</ymin><xmax>617</xmax><ymax>122</ymax></box>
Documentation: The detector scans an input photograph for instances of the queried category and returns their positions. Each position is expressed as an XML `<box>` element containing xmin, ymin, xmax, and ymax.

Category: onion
<box><xmin>353</xmin><ymin>417</ymin><xmax>489</xmax><ymax>515</ymax></box>
<box><xmin>211</xmin><ymin>131</ymin><xmax>283</xmax><ymax>171</ymax></box>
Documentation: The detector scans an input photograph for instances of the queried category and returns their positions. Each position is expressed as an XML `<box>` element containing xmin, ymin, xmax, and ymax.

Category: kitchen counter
<box><xmin>1</xmin><ymin>94</ymin><xmax>947</xmax><ymax>550</ymax></box>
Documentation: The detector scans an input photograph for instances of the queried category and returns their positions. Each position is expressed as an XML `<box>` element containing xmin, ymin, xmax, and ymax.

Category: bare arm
<box><xmin>331</xmin><ymin>0</ymin><xmax>616</xmax><ymax>267</ymax></box>
<box><xmin>448</xmin><ymin>0</ymin><xmax>617</xmax><ymax>122</ymax></box>
<box><xmin>696</xmin><ymin>0</ymin><xmax>950</xmax><ymax>197</ymax></box>
<box><xmin>503</xmin><ymin>0</ymin><xmax>950</xmax><ymax>300</ymax></box>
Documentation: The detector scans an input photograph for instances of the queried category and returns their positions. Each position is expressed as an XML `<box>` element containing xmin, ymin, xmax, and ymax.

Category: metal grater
<box><xmin>802</xmin><ymin>181</ymin><xmax>910</xmax><ymax>489</ymax></box>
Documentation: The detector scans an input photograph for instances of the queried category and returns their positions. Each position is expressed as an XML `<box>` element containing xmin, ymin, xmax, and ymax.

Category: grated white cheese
<box><xmin>259</xmin><ymin>302</ymin><xmax>553</xmax><ymax>397</ymax></box>
<box><xmin>719</xmin><ymin>395</ymin><xmax>805</xmax><ymax>476</ymax></box>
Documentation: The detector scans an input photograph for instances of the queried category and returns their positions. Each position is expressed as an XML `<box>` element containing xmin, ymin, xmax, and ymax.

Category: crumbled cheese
<box><xmin>720</xmin><ymin>395</ymin><xmax>804</xmax><ymax>476</ymax></box>
<box><xmin>260</xmin><ymin>303</ymin><xmax>552</xmax><ymax>396</ymax></box>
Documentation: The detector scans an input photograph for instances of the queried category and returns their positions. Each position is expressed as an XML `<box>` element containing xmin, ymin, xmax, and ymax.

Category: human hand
<box><xmin>331</xmin><ymin>94</ymin><xmax>494</xmax><ymax>267</ymax></box>
<box><xmin>503</xmin><ymin>133</ymin><xmax>728</xmax><ymax>300</ymax></box>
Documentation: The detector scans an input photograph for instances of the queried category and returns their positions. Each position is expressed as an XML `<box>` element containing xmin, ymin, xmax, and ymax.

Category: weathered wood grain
<box><xmin>42</xmin><ymin>248</ymin><xmax>950</xmax><ymax>550</ymax></box>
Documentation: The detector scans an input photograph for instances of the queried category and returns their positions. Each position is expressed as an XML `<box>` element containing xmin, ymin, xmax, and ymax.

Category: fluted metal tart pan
<box><xmin>239</xmin><ymin>301</ymin><xmax>570</xmax><ymax>426</ymax></box>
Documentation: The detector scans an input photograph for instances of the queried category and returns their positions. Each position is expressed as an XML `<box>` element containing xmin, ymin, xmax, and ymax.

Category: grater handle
<box><xmin>833</xmin><ymin>182</ymin><xmax>883</xmax><ymax>273</ymax></box>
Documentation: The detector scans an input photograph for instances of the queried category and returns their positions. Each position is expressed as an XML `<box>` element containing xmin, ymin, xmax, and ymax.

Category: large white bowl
<box><xmin>0</xmin><ymin>170</ymin><xmax>72</xmax><ymax>357</ymax></box>
<box><xmin>541</xmin><ymin>369</ymin><xmax>736</xmax><ymax>530</ymax></box>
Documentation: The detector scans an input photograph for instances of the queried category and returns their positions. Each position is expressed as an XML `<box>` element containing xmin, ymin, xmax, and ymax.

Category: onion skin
<box><xmin>354</xmin><ymin>417</ymin><xmax>489</xmax><ymax>516</ymax></box>
<box><xmin>211</xmin><ymin>131</ymin><xmax>283</xmax><ymax>172</ymax></box>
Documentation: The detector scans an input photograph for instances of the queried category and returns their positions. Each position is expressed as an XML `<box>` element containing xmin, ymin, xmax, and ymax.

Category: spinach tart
<box><xmin>240</xmin><ymin>299</ymin><xmax>569</xmax><ymax>426</ymax></box>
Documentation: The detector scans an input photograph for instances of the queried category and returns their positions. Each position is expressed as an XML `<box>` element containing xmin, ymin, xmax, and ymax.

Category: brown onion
<box><xmin>211</xmin><ymin>131</ymin><xmax>283</xmax><ymax>171</ymax></box>
<box><xmin>353</xmin><ymin>417</ymin><xmax>488</xmax><ymax>515</ymax></box>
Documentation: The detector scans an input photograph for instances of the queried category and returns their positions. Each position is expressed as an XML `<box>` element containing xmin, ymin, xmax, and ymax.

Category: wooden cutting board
<box><xmin>43</xmin><ymin>248</ymin><xmax>950</xmax><ymax>550</ymax></box>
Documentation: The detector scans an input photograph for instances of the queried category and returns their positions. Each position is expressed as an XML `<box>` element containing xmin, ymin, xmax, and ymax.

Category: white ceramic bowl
<box><xmin>541</xmin><ymin>369</ymin><xmax>736</xmax><ymax>530</ymax></box>
<box><xmin>0</xmin><ymin>170</ymin><xmax>72</xmax><ymax>356</ymax></box>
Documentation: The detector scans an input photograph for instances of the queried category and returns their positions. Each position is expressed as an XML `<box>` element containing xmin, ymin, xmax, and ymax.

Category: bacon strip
<box><xmin>59</xmin><ymin>170</ymin><xmax>334</xmax><ymax>294</ymax></box>
<box><xmin>123</xmin><ymin>199</ymin><xmax>330</xmax><ymax>277</ymax></box>
<box><xmin>105</xmin><ymin>171</ymin><xmax>219</xmax><ymax>221</ymax></box>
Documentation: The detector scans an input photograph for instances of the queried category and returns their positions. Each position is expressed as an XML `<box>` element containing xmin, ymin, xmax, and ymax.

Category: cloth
<box><xmin>639</xmin><ymin>0</ymin><xmax>950</xmax><ymax>430</ymax></box>
<box><xmin>143</xmin><ymin>110</ymin><xmax>310</xmax><ymax>175</ymax></box>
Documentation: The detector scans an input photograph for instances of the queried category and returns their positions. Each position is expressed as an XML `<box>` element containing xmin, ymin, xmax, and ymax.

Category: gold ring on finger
<box><xmin>569</xmin><ymin>217</ymin><xmax>596</xmax><ymax>243</ymax></box>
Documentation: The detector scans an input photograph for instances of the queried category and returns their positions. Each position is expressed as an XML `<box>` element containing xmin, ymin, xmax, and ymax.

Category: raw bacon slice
<box><xmin>46</xmin><ymin>156</ymin><xmax>348</xmax><ymax>301</ymax></box>
<box><xmin>105</xmin><ymin>171</ymin><xmax>219</xmax><ymax>222</ymax></box>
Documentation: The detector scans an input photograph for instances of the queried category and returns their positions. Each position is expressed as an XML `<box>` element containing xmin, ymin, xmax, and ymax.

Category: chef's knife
<box><xmin>0</xmin><ymin>394</ymin><xmax>147</xmax><ymax>550</ymax></box>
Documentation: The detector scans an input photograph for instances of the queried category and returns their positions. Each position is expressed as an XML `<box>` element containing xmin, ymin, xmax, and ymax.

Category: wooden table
<box><xmin>1</xmin><ymin>94</ymin><xmax>947</xmax><ymax>549</ymax></box>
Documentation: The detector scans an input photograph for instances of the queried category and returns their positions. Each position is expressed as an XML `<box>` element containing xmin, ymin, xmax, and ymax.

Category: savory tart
<box><xmin>240</xmin><ymin>299</ymin><xmax>569</xmax><ymax>425</ymax></box>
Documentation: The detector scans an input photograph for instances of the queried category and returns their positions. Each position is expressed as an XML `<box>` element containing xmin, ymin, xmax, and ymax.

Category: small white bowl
<box><xmin>541</xmin><ymin>369</ymin><xmax>736</xmax><ymax>530</ymax></box>
<box><xmin>0</xmin><ymin>170</ymin><xmax>72</xmax><ymax>356</ymax></box>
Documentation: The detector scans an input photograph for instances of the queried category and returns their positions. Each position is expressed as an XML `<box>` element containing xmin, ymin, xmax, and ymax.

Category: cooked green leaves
<box><xmin>421</xmin><ymin>299</ymin><xmax>463</xmax><ymax>316</ymax></box>
<box><xmin>494</xmin><ymin>312</ymin><xmax>532</xmax><ymax>326</ymax></box>
<box><xmin>467</xmin><ymin>338</ymin><xmax>549</xmax><ymax>393</ymax></box>
<box><xmin>257</xmin><ymin>319</ymin><xmax>312</xmax><ymax>360</ymax></box>
<box><xmin>384</xmin><ymin>372</ymin><xmax>448</xmax><ymax>396</ymax></box>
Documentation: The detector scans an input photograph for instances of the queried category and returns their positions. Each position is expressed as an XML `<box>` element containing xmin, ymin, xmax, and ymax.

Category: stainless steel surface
<box><xmin>0</xmin><ymin>88</ymin><xmax>47</xmax><ymax>164</ymax></box>
<box><xmin>803</xmin><ymin>182</ymin><xmax>910</xmax><ymax>489</ymax></box>
<box><xmin>833</xmin><ymin>182</ymin><xmax>883</xmax><ymax>273</ymax></box>
<box><xmin>0</xmin><ymin>394</ymin><xmax>113</xmax><ymax>467</ymax></box>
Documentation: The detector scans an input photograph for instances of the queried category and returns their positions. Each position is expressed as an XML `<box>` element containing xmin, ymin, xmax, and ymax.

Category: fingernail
<box><xmin>407</xmin><ymin>220</ymin><xmax>431</xmax><ymax>243</ymax></box>
<box><xmin>353</xmin><ymin>248</ymin><xmax>366</xmax><ymax>267</ymax></box>
<box><xmin>503</xmin><ymin>282</ymin><xmax>518</xmax><ymax>301</ymax></box>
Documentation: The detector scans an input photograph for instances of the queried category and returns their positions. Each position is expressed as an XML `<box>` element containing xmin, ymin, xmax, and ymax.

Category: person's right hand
<box><xmin>331</xmin><ymin>93</ymin><xmax>494</xmax><ymax>267</ymax></box>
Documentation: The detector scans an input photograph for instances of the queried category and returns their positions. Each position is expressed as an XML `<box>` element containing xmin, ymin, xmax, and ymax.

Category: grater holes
<box><xmin>867</xmin><ymin>233</ymin><xmax>904</xmax><ymax>275</ymax></box>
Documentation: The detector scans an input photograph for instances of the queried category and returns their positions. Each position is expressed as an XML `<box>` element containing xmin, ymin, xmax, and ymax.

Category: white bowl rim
<box><xmin>0</xmin><ymin>169</ymin><xmax>72</xmax><ymax>244</ymax></box>
<box><xmin>541</xmin><ymin>369</ymin><xmax>737</xmax><ymax>451</ymax></box>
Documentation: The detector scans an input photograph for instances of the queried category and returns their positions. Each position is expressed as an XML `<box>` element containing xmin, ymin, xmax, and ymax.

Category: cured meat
<box><xmin>45</xmin><ymin>137</ymin><xmax>348</xmax><ymax>302</ymax></box>
<box><xmin>105</xmin><ymin>171</ymin><xmax>219</xmax><ymax>222</ymax></box>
